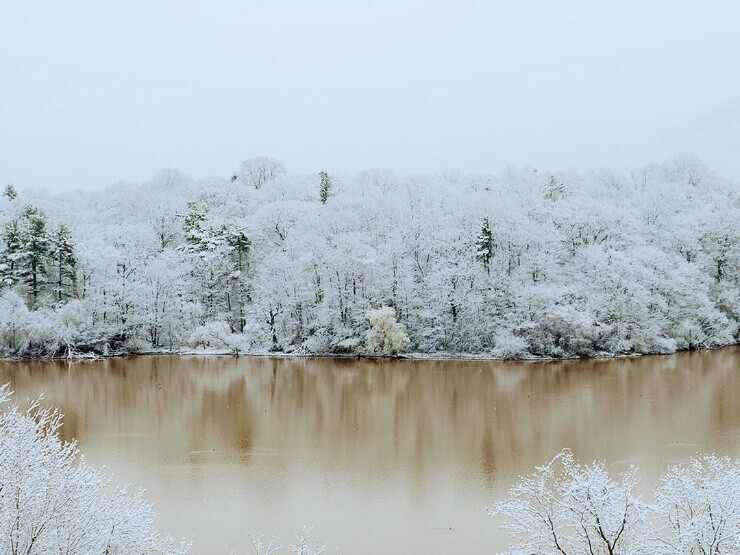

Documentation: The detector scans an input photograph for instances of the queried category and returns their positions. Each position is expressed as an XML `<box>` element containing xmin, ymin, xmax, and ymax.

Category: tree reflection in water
<box><xmin>0</xmin><ymin>348</ymin><xmax>737</xmax><ymax>554</ymax></box>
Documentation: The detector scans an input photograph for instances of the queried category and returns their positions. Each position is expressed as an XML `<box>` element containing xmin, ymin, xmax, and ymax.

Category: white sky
<box><xmin>2</xmin><ymin>1</ymin><xmax>740</xmax><ymax>191</ymax></box>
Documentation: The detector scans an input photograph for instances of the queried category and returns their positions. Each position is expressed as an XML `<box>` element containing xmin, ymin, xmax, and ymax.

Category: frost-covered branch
<box><xmin>491</xmin><ymin>449</ymin><xmax>740</xmax><ymax>555</ymax></box>
<box><xmin>0</xmin><ymin>384</ymin><xmax>189</xmax><ymax>554</ymax></box>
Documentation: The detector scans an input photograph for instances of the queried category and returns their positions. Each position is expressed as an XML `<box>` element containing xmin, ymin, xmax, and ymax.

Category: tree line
<box><xmin>0</xmin><ymin>155</ymin><xmax>737</xmax><ymax>358</ymax></box>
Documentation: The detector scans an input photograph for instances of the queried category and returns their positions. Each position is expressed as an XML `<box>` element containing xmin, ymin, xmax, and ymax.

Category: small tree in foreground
<box><xmin>0</xmin><ymin>385</ymin><xmax>188</xmax><ymax>555</ymax></box>
<box><xmin>489</xmin><ymin>449</ymin><xmax>648</xmax><ymax>554</ymax></box>
<box><xmin>491</xmin><ymin>449</ymin><xmax>740</xmax><ymax>555</ymax></box>
<box><xmin>364</xmin><ymin>306</ymin><xmax>410</xmax><ymax>356</ymax></box>
<box><xmin>652</xmin><ymin>454</ymin><xmax>740</xmax><ymax>555</ymax></box>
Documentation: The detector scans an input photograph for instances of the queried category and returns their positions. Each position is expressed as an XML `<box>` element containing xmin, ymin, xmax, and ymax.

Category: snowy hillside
<box><xmin>0</xmin><ymin>155</ymin><xmax>738</xmax><ymax>359</ymax></box>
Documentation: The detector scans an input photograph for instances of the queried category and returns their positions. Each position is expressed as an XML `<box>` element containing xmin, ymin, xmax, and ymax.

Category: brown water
<box><xmin>0</xmin><ymin>349</ymin><xmax>737</xmax><ymax>554</ymax></box>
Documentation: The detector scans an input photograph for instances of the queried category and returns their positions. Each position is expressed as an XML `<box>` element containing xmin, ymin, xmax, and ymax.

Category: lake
<box><xmin>0</xmin><ymin>349</ymin><xmax>737</xmax><ymax>554</ymax></box>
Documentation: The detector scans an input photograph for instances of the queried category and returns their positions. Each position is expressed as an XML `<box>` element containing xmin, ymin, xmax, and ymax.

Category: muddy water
<box><xmin>0</xmin><ymin>349</ymin><xmax>737</xmax><ymax>554</ymax></box>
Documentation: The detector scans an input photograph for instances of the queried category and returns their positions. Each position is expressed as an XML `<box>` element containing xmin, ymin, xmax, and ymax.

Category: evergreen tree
<box><xmin>476</xmin><ymin>217</ymin><xmax>494</xmax><ymax>274</ymax></box>
<box><xmin>50</xmin><ymin>224</ymin><xmax>77</xmax><ymax>302</ymax></box>
<box><xmin>3</xmin><ymin>184</ymin><xmax>17</xmax><ymax>201</ymax></box>
<box><xmin>182</xmin><ymin>202</ymin><xmax>209</xmax><ymax>252</ymax></box>
<box><xmin>543</xmin><ymin>175</ymin><xmax>565</xmax><ymax>201</ymax></box>
<box><xmin>225</xmin><ymin>226</ymin><xmax>251</xmax><ymax>273</ymax></box>
<box><xmin>224</xmin><ymin>226</ymin><xmax>251</xmax><ymax>331</ymax></box>
<box><xmin>319</xmin><ymin>170</ymin><xmax>332</xmax><ymax>204</ymax></box>
<box><xmin>0</xmin><ymin>219</ymin><xmax>22</xmax><ymax>287</ymax></box>
<box><xmin>18</xmin><ymin>206</ymin><xmax>50</xmax><ymax>306</ymax></box>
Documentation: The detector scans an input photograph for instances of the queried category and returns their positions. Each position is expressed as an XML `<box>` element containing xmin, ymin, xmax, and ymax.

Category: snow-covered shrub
<box><xmin>0</xmin><ymin>291</ymin><xmax>29</xmax><ymax>356</ymax></box>
<box><xmin>189</xmin><ymin>320</ymin><xmax>233</xmax><ymax>349</ymax></box>
<box><xmin>648</xmin><ymin>335</ymin><xmax>679</xmax><ymax>355</ymax></box>
<box><xmin>525</xmin><ymin>306</ymin><xmax>603</xmax><ymax>357</ymax></box>
<box><xmin>188</xmin><ymin>320</ymin><xmax>250</xmax><ymax>355</ymax></box>
<box><xmin>124</xmin><ymin>336</ymin><xmax>153</xmax><ymax>353</ymax></box>
<box><xmin>0</xmin><ymin>385</ymin><xmax>188</xmax><ymax>554</ymax></box>
<box><xmin>673</xmin><ymin>303</ymin><xmax>734</xmax><ymax>350</ymax></box>
<box><xmin>300</xmin><ymin>333</ymin><xmax>330</xmax><ymax>354</ymax></box>
<box><xmin>24</xmin><ymin>309</ymin><xmax>70</xmax><ymax>357</ymax></box>
<box><xmin>236</xmin><ymin>322</ymin><xmax>268</xmax><ymax>352</ymax></box>
<box><xmin>364</xmin><ymin>306</ymin><xmax>410</xmax><ymax>356</ymax></box>
<box><xmin>332</xmin><ymin>336</ymin><xmax>362</xmax><ymax>354</ymax></box>
<box><xmin>21</xmin><ymin>301</ymin><xmax>97</xmax><ymax>357</ymax></box>
<box><xmin>491</xmin><ymin>329</ymin><xmax>529</xmax><ymax>360</ymax></box>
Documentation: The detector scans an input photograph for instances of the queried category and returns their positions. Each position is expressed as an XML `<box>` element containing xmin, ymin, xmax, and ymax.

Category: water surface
<box><xmin>0</xmin><ymin>349</ymin><xmax>737</xmax><ymax>554</ymax></box>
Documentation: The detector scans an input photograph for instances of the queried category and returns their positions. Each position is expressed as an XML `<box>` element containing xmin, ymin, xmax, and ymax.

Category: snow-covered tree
<box><xmin>0</xmin><ymin>291</ymin><xmax>29</xmax><ymax>354</ymax></box>
<box><xmin>490</xmin><ymin>449</ymin><xmax>649</xmax><ymax>554</ymax></box>
<box><xmin>492</xmin><ymin>450</ymin><xmax>740</xmax><ymax>555</ymax></box>
<box><xmin>318</xmin><ymin>170</ymin><xmax>332</xmax><ymax>204</ymax></box>
<box><xmin>652</xmin><ymin>454</ymin><xmax>740</xmax><ymax>554</ymax></box>
<box><xmin>364</xmin><ymin>306</ymin><xmax>410</xmax><ymax>356</ymax></box>
<box><xmin>0</xmin><ymin>385</ymin><xmax>189</xmax><ymax>554</ymax></box>
<box><xmin>50</xmin><ymin>223</ymin><xmax>76</xmax><ymax>302</ymax></box>
<box><xmin>15</xmin><ymin>206</ymin><xmax>51</xmax><ymax>307</ymax></box>
<box><xmin>181</xmin><ymin>202</ymin><xmax>209</xmax><ymax>252</ymax></box>
<box><xmin>475</xmin><ymin>217</ymin><xmax>494</xmax><ymax>274</ymax></box>
<box><xmin>0</xmin><ymin>219</ymin><xmax>22</xmax><ymax>288</ymax></box>
<box><xmin>0</xmin><ymin>157</ymin><xmax>737</xmax><ymax>358</ymax></box>
<box><xmin>233</xmin><ymin>156</ymin><xmax>287</xmax><ymax>189</ymax></box>
<box><xmin>2</xmin><ymin>184</ymin><xmax>17</xmax><ymax>201</ymax></box>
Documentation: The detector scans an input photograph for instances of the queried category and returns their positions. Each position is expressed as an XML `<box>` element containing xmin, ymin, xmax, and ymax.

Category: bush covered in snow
<box><xmin>364</xmin><ymin>306</ymin><xmax>410</xmax><ymax>356</ymax></box>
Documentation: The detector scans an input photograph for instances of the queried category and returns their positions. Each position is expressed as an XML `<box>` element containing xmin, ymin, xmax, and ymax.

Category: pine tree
<box><xmin>225</xmin><ymin>227</ymin><xmax>251</xmax><ymax>273</ymax></box>
<box><xmin>543</xmin><ymin>175</ymin><xmax>565</xmax><ymax>201</ymax></box>
<box><xmin>319</xmin><ymin>170</ymin><xmax>332</xmax><ymax>204</ymax></box>
<box><xmin>3</xmin><ymin>184</ymin><xmax>17</xmax><ymax>201</ymax></box>
<box><xmin>50</xmin><ymin>224</ymin><xmax>77</xmax><ymax>302</ymax></box>
<box><xmin>0</xmin><ymin>219</ymin><xmax>22</xmax><ymax>287</ymax></box>
<box><xmin>224</xmin><ymin>226</ymin><xmax>251</xmax><ymax>331</ymax></box>
<box><xmin>182</xmin><ymin>202</ymin><xmax>209</xmax><ymax>252</ymax></box>
<box><xmin>1</xmin><ymin>206</ymin><xmax>52</xmax><ymax>306</ymax></box>
<box><xmin>476</xmin><ymin>217</ymin><xmax>494</xmax><ymax>274</ymax></box>
<box><xmin>18</xmin><ymin>206</ymin><xmax>50</xmax><ymax>306</ymax></box>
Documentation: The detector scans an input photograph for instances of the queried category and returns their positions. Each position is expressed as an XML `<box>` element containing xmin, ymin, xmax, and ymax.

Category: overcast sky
<box><xmin>2</xmin><ymin>1</ymin><xmax>740</xmax><ymax>191</ymax></box>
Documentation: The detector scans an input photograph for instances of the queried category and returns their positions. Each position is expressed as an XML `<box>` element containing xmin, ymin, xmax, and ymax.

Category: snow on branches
<box><xmin>364</xmin><ymin>306</ymin><xmax>410</xmax><ymax>356</ymax></box>
<box><xmin>0</xmin><ymin>155</ymin><xmax>737</xmax><ymax>358</ymax></box>
<box><xmin>0</xmin><ymin>385</ymin><xmax>189</xmax><ymax>554</ymax></box>
<box><xmin>490</xmin><ymin>449</ymin><xmax>740</xmax><ymax>555</ymax></box>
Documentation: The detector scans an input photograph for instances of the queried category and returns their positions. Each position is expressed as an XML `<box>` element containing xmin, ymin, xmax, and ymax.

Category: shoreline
<box><xmin>1</xmin><ymin>343</ymin><xmax>736</xmax><ymax>364</ymax></box>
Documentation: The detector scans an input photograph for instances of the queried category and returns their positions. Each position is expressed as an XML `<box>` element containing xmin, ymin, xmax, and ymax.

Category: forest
<box><xmin>0</xmin><ymin>155</ymin><xmax>738</xmax><ymax>359</ymax></box>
